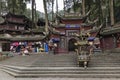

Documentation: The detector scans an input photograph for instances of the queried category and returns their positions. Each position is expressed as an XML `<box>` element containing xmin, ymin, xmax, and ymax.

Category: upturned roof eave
<box><xmin>61</xmin><ymin>16</ymin><xmax>86</xmax><ymax>20</ymax></box>
<box><xmin>2</xmin><ymin>12</ymin><xmax>28</xmax><ymax>19</ymax></box>
<box><xmin>0</xmin><ymin>20</ymin><xmax>25</xmax><ymax>26</ymax></box>
<box><xmin>5</xmin><ymin>36</ymin><xmax>46</xmax><ymax>41</ymax></box>
<box><xmin>100</xmin><ymin>27</ymin><xmax>120</xmax><ymax>35</ymax></box>
<box><xmin>10</xmin><ymin>37</ymin><xmax>45</xmax><ymax>41</ymax></box>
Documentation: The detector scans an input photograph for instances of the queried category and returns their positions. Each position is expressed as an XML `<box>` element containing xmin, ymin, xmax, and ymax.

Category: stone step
<box><xmin>3</xmin><ymin>68</ymin><xmax>120</xmax><ymax>75</ymax></box>
<box><xmin>3</xmin><ymin>65</ymin><xmax>120</xmax><ymax>70</ymax></box>
<box><xmin>2</xmin><ymin>66</ymin><xmax>120</xmax><ymax>78</ymax></box>
<box><xmin>91</xmin><ymin>58</ymin><xmax>120</xmax><ymax>60</ymax></box>
<box><xmin>91</xmin><ymin>55</ymin><xmax>120</xmax><ymax>57</ymax></box>
<box><xmin>30</xmin><ymin>64</ymin><xmax>78</xmax><ymax>67</ymax></box>
<box><xmin>0</xmin><ymin>53</ymin><xmax>77</xmax><ymax>67</ymax></box>
<box><xmin>89</xmin><ymin>63</ymin><xmax>120</xmax><ymax>65</ymax></box>
<box><xmin>33</xmin><ymin>60</ymin><xmax>77</xmax><ymax>62</ymax></box>
<box><xmin>31</xmin><ymin>63</ymin><xmax>120</xmax><ymax>67</ymax></box>
<box><xmin>90</xmin><ymin>62</ymin><xmax>120</xmax><ymax>64</ymax></box>
<box><xmin>3</xmin><ymin>69</ymin><xmax>120</xmax><ymax>78</ymax></box>
<box><xmin>3</xmin><ymin>66</ymin><xmax>120</xmax><ymax>74</ymax></box>
<box><xmin>90</xmin><ymin>57</ymin><xmax>119</xmax><ymax>60</ymax></box>
<box><xmin>30</xmin><ymin>65</ymin><xmax>78</xmax><ymax>67</ymax></box>
<box><xmin>89</xmin><ymin>65</ymin><xmax>120</xmax><ymax>67</ymax></box>
<box><xmin>89</xmin><ymin>53</ymin><xmax>120</xmax><ymax>67</ymax></box>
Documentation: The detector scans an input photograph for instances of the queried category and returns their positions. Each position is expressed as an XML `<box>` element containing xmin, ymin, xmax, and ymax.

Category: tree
<box><xmin>6</xmin><ymin>0</ymin><xmax>31</xmax><ymax>15</ymax></box>
<box><xmin>109</xmin><ymin>0</ymin><xmax>114</xmax><ymax>26</ymax></box>
<box><xmin>0</xmin><ymin>0</ymin><xmax>7</xmax><ymax>15</ymax></box>
<box><xmin>114</xmin><ymin>0</ymin><xmax>120</xmax><ymax>22</ymax></box>
<box><xmin>31</xmin><ymin>0</ymin><xmax>35</xmax><ymax>28</ymax></box>
<box><xmin>63</xmin><ymin>0</ymin><xmax>82</xmax><ymax>13</ymax></box>
<box><xmin>46</xmin><ymin>0</ymin><xmax>55</xmax><ymax>21</ymax></box>
<box><xmin>43</xmin><ymin>0</ymin><xmax>49</xmax><ymax>34</ymax></box>
<box><xmin>82</xmin><ymin>0</ymin><xmax>85</xmax><ymax>16</ymax></box>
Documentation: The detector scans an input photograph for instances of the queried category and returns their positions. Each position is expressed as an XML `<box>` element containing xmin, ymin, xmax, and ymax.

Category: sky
<box><xmin>27</xmin><ymin>0</ymin><xmax>64</xmax><ymax>13</ymax></box>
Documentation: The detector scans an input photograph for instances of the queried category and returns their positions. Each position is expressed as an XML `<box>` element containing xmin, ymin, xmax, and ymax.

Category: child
<box><xmin>24</xmin><ymin>48</ymin><xmax>30</xmax><ymax>56</ymax></box>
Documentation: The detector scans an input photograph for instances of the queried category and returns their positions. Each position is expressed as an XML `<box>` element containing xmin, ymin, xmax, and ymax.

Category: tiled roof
<box><xmin>0</xmin><ymin>34</ymin><xmax>46</xmax><ymax>41</ymax></box>
<box><xmin>100</xmin><ymin>26</ymin><xmax>120</xmax><ymax>35</ymax></box>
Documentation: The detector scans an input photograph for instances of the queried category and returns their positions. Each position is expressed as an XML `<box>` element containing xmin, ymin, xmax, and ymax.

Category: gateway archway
<box><xmin>68</xmin><ymin>38</ymin><xmax>77</xmax><ymax>51</ymax></box>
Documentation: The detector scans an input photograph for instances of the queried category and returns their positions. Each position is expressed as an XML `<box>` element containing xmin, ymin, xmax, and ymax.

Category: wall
<box><xmin>7</xmin><ymin>17</ymin><xmax>25</xmax><ymax>23</ymax></box>
<box><xmin>100</xmin><ymin>36</ymin><xmax>115</xmax><ymax>50</ymax></box>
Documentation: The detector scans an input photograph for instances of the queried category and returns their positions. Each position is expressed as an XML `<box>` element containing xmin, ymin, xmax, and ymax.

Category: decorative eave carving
<box><xmin>57</xmin><ymin>10</ymin><xmax>91</xmax><ymax>21</ymax></box>
<box><xmin>100</xmin><ymin>26</ymin><xmax>120</xmax><ymax>35</ymax></box>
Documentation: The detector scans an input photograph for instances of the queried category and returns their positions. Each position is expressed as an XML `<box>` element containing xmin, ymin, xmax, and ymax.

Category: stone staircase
<box><xmin>30</xmin><ymin>53</ymin><xmax>77</xmax><ymax>67</ymax></box>
<box><xmin>0</xmin><ymin>52</ymin><xmax>120</xmax><ymax>78</ymax></box>
<box><xmin>0</xmin><ymin>53</ymin><xmax>77</xmax><ymax>67</ymax></box>
<box><xmin>2</xmin><ymin>65</ymin><xmax>120</xmax><ymax>78</ymax></box>
<box><xmin>89</xmin><ymin>53</ymin><xmax>120</xmax><ymax>67</ymax></box>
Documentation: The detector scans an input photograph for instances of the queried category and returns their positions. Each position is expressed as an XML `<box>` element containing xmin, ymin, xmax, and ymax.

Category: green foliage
<box><xmin>72</xmin><ymin>2</ymin><xmax>81</xmax><ymax>12</ymax></box>
<box><xmin>7</xmin><ymin>0</ymin><xmax>24</xmax><ymax>14</ymax></box>
<box><xmin>114</xmin><ymin>0</ymin><xmax>120</xmax><ymax>22</ymax></box>
<box><xmin>63</xmin><ymin>0</ymin><xmax>120</xmax><ymax>25</ymax></box>
<box><xmin>1</xmin><ymin>0</ymin><xmax>120</xmax><ymax>28</ymax></box>
<box><xmin>0</xmin><ymin>0</ymin><xmax>31</xmax><ymax>15</ymax></box>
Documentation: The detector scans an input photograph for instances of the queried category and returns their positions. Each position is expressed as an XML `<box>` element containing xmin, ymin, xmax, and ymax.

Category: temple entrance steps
<box><xmin>0</xmin><ymin>53</ymin><xmax>78</xmax><ymax>67</ymax></box>
<box><xmin>30</xmin><ymin>53</ymin><xmax>78</xmax><ymax>67</ymax></box>
<box><xmin>89</xmin><ymin>53</ymin><xmax>120</xmax><ymax>67</ymax></box>
<box><xmin>1</xmin><ymin>65</ymin><xmax>120</xmax><ymax>78</ymax></box>
<box><xmin>0</xmin><ymin>52</ymin><xmax>120</xmax><ymax>78</ymax></box>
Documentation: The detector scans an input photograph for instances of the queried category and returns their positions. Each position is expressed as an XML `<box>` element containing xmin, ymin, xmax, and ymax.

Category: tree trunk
<box><xmin>97</xmin><ymin>0</ymin><xmax>103</xmax><ymax>25</ymax></box>
<box><xmin>82</xmin><ymin>0</ymin><xmax>85</xmax><ymax>16</ymax></box>
<box><xmin>35</xmin><ymin>2</ymin><xmax>38</xmax><ymax>29</ymax></box>
<box><xmin>109</xmin><ymin>0</ymin><xmax>114</xmax><ymax>26</ymax></box>
<box><xmin>52</xmin><ymin>0</ymin><xmax>54</xmax><ymax>22</ymax></box>
<box><xmin>12</xmin><ymin>0</ymin><xmax>15</xmax><ymax>14</ymax></box>
<box><xmin>32</xmin><ymin>0</ymin><xmax>35</xmax><ymax>29</ymax></box>
<box><xmin>43</xmin><ymin>0</ymin><xmax>49</xmax><ymax>34</ymax></box>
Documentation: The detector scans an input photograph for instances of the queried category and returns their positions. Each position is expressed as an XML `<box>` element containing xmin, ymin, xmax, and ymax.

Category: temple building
<box><xmin>49</xmin><ymin>12</ymin><xmax>99</xmax><ymax>54</ymax></box>
<box><xmin>100</xmin><ymin>23</ymin><xmax>120</xmax><ymax>51</ymax></box>
<box><xmin>48</xmin><ymin>0</ymin><xmax>102</xmax><ymax>54</ymax></box>
<box><xmin>0</xmin><ymin>12</ymin><xmax>46</xmax><ymax>52</ymax></box>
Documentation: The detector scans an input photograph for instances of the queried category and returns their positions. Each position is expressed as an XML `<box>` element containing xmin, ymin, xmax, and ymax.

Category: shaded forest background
<box><xmin>0</xmin><ymin>0</ymin><xmax>120</xmax><ymax>28</ymax></box>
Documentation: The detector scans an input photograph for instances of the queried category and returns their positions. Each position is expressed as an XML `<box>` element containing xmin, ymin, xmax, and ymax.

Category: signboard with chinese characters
<box><xmin>66</xmin><ymin>24</ymin><xmax>80</xmax><ymax>28</ymax></box>
<box><xmin>66</xmin><ymin>30</ymin><xmax>79</xmax><ymax>36</ymax></box>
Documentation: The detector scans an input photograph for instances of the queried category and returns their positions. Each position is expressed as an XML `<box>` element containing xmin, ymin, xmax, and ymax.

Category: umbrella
<box><xmin>87</xmin><ymin>37</ymin><xmax>95</xmax><ymax>41</ymax></box>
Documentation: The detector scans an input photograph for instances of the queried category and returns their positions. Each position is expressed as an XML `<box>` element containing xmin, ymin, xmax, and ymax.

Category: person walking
<box><xmin>20</xmin><ymin>46</ymin><xmax>25</xmax><ymax>56</ymax></box>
